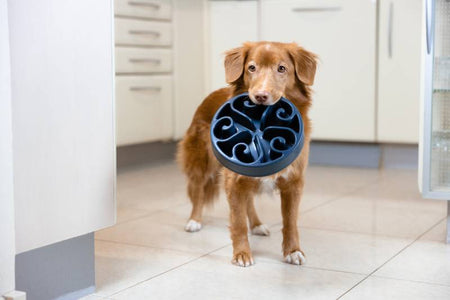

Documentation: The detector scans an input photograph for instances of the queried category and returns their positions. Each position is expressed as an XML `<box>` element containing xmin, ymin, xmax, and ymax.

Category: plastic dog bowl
<box><xmin>210</xmin><ymin>93</ymin><xmax>304</xmax><ymax>177</ymax></box>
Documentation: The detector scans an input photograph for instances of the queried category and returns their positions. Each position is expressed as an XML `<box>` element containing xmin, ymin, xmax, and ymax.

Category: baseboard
<box><xmin>309</xmin><ymin>141</ymin><xmax>381</xmax><ymax>168</ymax></box>
<box><xmin>116</xmin><ymin>141</ymin><xmax>418</xmax><ymax>170</ymax></box>
<box><xmin>117</xmin><ymin>141</ymin><xmax>177</xmax><ymax>168</ymax></box>
<box><xmin>15</xmin><ymin>233</ymin><xmax>94</xmax><ymax>300</ymax></box>
<box><xmin>381</xmin><ymin>144</ymin><xmax>418</xmax><ymax>169</ymax></box>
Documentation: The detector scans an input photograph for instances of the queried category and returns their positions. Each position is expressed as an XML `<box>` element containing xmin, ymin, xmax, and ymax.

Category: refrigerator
<box><xmin>419</xmin><ymin>0</ymin><xmax>450</xmax><ymax>243</ymax></box>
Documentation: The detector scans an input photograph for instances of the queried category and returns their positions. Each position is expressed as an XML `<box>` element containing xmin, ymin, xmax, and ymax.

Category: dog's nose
<box><xmin>254</xmin><ymin>91</ymin><xmax>269</xmax><ymax>104</ymax></box>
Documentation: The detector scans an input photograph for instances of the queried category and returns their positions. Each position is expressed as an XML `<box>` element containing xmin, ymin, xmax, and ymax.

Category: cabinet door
<box><xmin>208</xmin><ymin>0</ymin><xmax>258</xmax><ymax>92</ymax></box>
<box><xmin>8</xmin><ymin>0</ymin><xmax>115</xmax><ymax>253</ymax></box>
<box><xmin>261</xmin><ymin>0</ymin><xmax>376</xmax><ymax>142</ymax></box>
<box><xmin>378</xmin><ymin>0</ymin><xmax>422</xmax><ymax>143</ymax></box>
<box><xmin>116</xmin><ymin>76</ymin><xmax>173</xmax><ymax>146</ymax></box>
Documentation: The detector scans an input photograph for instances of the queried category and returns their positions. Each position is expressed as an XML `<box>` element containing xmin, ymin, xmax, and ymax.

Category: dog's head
<box><xmin>224</xmin><ymin>42</ymin><xmax>317</xmax><ymax>105</ymax></box>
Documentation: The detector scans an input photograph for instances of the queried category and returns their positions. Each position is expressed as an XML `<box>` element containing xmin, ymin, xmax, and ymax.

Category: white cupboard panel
<box><xmin>173</xmin><ymin>0</ymin><xmax>207</xmax><ymax>139</ymax></box>
<box><xmin>116</xmin><ymin>75</ymin><xmax>173</xmax><ymax>145</ymax></box>
<box><xmin>0</xmin><ymin>0</ymin><xmax>15</xmax><ymax>292</ymax></box>
<box><xmin>8</xmin><ymin>0</ymin><xmax>115</xmax><ymax>253</ymax></box>
<box><xmin>115</xmin><ymin>18</ymin><xmax>172</xmax><ymax>46</ymax></box>
<box><xmin>208</xmin><ymin>0</ymin><xmax>258</xmax><ymax>92</ymax></box>
<box><xmin>115</xmin><ymin>0</ymin><xmax>172</xmax><ymax>20</ymax></box>
<box><xmin>377</xmin><ymin>0</ymin><xmax>422</xmax><ymax>143</ymax></box>
<box><xmin>261</xmin><ymin>0</ymin><xmax>377</xmax><ymax>142</ymax></box>
<box><xmin>115</xmin><ymin>47</ymin><xmax>173</xmax><ymax>73</ymax></box>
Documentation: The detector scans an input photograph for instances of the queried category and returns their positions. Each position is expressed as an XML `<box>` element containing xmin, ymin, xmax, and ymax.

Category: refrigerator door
<box><xmin>419</xmin><ymin>0</ymin><xmax>450</xmax><ymax>200</ymax></box>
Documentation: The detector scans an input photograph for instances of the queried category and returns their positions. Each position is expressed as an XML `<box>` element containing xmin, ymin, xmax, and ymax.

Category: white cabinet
<box><xmin>115</xmin><ymin>19</ymin><xmax>173</xmax><ymax>47</ymax></box>
<box><xmin>377</xmin><ymin>0</ymin><xmax>422</xmax><ymax>143</ymax></box>
<box><xmin>8</xmin><ymin>0</ymin><xmax>115</xmax><ymax>253</ymax></box>
<box><xmin>116</xmin><ymin>76</ymin><xmax>174</xmax><ymax>145</ymax></box>
<box><xmin>114</xmin><ymin>0</ymin><xmax>207</xmax><ymax>144</ymax></box>
<box><xmin>115</xmin><ymin>0</ymin><xmax>172</xmax><ymax>20</ymax></box>
<box><xmin>114</xmin><ymin>0</ymin><xmax>174</xmax><ymax>146</ymax></box>
<box><xmin>173</xmin><ymin>0</ymin><xmax>207</xmax><ymax>139</ymax></box>
<box><xmin>115</xmin><ymin>48</ymin><xmax>173</xmax><ymax>73</ymax></box>
<box><xmin>208</xmin><ymin>0</ymin><xmax>258</xmax><ymax>92</ymax></box>
<box><xmin>0</xmin><ymin>0</ymin><xmax>15</xmax><ymax>292</ymax></box>
<box><xmin>261</xmin><ymin>0</ymin><xmax>377</xmax><ymax>142</ymax></box>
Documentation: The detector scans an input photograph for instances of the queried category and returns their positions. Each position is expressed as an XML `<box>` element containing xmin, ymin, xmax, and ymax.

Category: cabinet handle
<box><xmin>388</xmin><ymin>2</ymin><xmax>393</xmax><ymax>58</ymax></box>
<box><xmin>129</xmin><ymin>58</ymin><xmax>161</xmax><ymax>64</ymax></box>
<box><xmin>128</xmin><ymin>1</ymin><xmax>160</xmax><ymax>9</ymax></box>
<box><xmin>128</xmin><ymin>30</ymin><xmax>161</xmax><ymax>37</ymax></box>
<box><xmin>425</xmin><ymin>0</ymin><xmax>433</xmax><ymax>54</ymax></box>
<box><xmin>129</xmin><ymin>86</ymin><xmax>162</xmax><ymax>92</ymax></box>
<box><xmin>291</xmin><ymin>7</ymin><xmax>341</xmax><ymax>12</ymax></box>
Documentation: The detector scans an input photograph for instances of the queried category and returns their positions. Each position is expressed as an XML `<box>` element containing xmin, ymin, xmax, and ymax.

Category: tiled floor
<box><xmin>82</xmin><ymin>161</ymin><xmax>450</xmax><ymax>300</ymax></box>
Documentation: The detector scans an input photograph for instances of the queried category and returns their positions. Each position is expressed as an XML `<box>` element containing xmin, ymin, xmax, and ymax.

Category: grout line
<box><xmin>107</xmin><ymin>243</ymin><xmax>232</xmax><ymax>298</ymax></box>
<box><xmin>336</xmin><ymin>217</ymin><xmax>447</xmax><ymax>299</ymax></box>
<box><xmin>295</xmin><ymin>224</ymin><xmax>436</xmax><ymax>241</ymax></box>
<box><xmin>371</xmin><ymin>274</ymin><xmax>450</xmax><ymax>288</ymax></box>
<box><xmin>113</xmin><ymin>201</ymin><xmax>189</xmax><ymax>226</ymax></box>
<box><xmin>374</xmin><ymin>0</ymin><xmax>380</xmax><ymax>143</ymax></box>
<box><xmin>302</xmin><ymin>176</ymin><xmax>384</xmax><ymax>214</ymax></box>
<box><xmin>94</xmin><ymin>238</ymin><xmax>211</xmax><ymax>257</ymax></box>
<box><xmin>255</xmin><ymin>258</ymin><xmax>368</xmax><ymax>276</ymax></box>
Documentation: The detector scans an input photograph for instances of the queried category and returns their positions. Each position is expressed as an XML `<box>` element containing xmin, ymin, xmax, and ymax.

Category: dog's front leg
<box><xmin>279</xmin><ymin>177</ymin><xmax>306</xmax><ymax>265</ymax></box>
<box><xmin>225</xmin><ymin>174</ymin><xmax>258</xmax><ymax>267</ymax></box>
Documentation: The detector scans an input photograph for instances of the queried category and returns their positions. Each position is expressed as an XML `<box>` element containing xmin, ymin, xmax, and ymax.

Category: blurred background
<box><xmin>115</xmin><ymin>0</ymin><xmax>421</xmax><ymax>167</ymax></box>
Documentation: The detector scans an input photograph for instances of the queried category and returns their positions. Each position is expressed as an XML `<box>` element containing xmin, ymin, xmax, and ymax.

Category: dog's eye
<box><xmin>278</xmin><ymin>65</ymin><xmax>286</xmax><ymax>73</ymax></box>
<box><xmin>248</xmin><ymin>65</ymin><xmax>256</xmax><ymax>72</ymax></box>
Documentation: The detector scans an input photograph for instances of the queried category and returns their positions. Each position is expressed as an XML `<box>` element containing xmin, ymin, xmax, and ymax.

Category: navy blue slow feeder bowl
<box><xmin>210</xmin><ymin>93</ymin><xmax>304</xmax><ymax>177</ymax></box>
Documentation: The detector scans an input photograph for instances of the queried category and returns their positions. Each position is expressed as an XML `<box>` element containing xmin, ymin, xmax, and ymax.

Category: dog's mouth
<box><xmin>248</xmin><ymin>92</ymin><xmax>282</xmax><ymax>106</ymax></box>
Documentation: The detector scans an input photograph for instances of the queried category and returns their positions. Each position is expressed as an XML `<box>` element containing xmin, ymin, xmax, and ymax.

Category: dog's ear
<box><xmin>289</xmin><ymin>45</ymin><xmax>318</xmax><ymax>86</ymax></box>
<box><xmin>224</xmin><ymin>45</ymin><xmax>249</xmax><ymax>84</ymax></box>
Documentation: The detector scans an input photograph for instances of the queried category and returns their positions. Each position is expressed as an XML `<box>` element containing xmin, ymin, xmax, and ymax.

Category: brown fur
<box><xmin>177</xmin><ymin>41</ymin><xmax>318</xmax><ymax>266</ymax></box>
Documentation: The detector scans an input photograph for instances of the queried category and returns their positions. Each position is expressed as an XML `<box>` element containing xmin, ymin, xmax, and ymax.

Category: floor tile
<box><xmin>116</xmin><ymin>206</ymin><xmax>153</xmax><ymax>224</ymax></box>
<box><xmin>96</xmin><ymin>162</ymin><xmax>448</xmax><ymax>299</ymax></box>
<box><xmin>94</xmin><ymin>240</ymin><xmax>199</xmax><ymax>296</ymax></box>
<box><xmin>303</xmin><ymin>166</ymin><xmax>381</xmax><ymax>197</ymax></box>
<box><xmin>116</xmin><ymin>162</ymin><xmax>187</xmax><ymax>212</ymax></box>
<box><xmin>211</xmin><ymin>227</ymin><xmax>411</xmax><ymax>274</ymax></box>
<box><xmin>196</xmin><ymin>191</ymin><xmax>287</xmax><ymax>228</ymax></box>
<box><xmin>182</xmin><ymin>166</ymin><xmax>382</xmax><ymax>229</ymax></box>
<box><xmin>95</xmin><ymin>208</ymin><xmax>231</xmax><ymax>255</ymax></box>
<box><xmin>111</xmin><ymin>254</ymin><xmax>365</xmax><ymax>300</ymax></box>
<box><xmin>341</xmin><ymin>276</ymin><xmax>450</xmax><ymax>300</ymax></box>
<box><xmin>374</xmin><ymin>239</ymin><xmax>450</xmax><ymax>286</ymax></box>
<box><xmin>352</xmin><ymin>168</ymin><xmax>428</xmax><ymax>201</ymax></box>
<box><xmin>298</xmin><ymin>192</ymin><xmax>446</xmax><ymax>238</ymax></box>
<box><xmin>421</xmin><ymin>218</ymin><xmax>448</xmax><ymax>242</ymax></box>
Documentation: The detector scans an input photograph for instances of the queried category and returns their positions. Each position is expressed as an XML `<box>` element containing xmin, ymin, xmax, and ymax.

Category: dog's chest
<box><xmin>258</xmin><ymin>167</ymin><xmax>292</xmax><ymax>193</ymax></box>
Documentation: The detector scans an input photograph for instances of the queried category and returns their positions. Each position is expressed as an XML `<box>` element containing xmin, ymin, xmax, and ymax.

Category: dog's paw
<box><xmin>184</xmin><ymin>219</ymin><xmax>202</xmax><ymax>232</ymax></box>
<box><xmin>284</xmin><ymin>250</ymin><xmax>306</xmax><ymax>265</ymax></box>
<box><xmin>232</xmin><ymin>251</ymin><xmax>254</xmax><ymax>267</ymax></box>
<box><xmin>251</xmin><ymin>224</ymin><xmax>270</xmax><ymax>236</ymax></box>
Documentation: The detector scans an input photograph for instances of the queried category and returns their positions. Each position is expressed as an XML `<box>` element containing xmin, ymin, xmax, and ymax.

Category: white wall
<box><xmin>0</xmin><ymin>0</ymin><xmax>16</xmax><ymax>294</ymax></box>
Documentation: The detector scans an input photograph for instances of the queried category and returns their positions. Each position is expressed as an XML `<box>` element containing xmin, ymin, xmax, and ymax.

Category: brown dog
<box><xmin>177</xmin><ymin>41</ymin><xmax>317</xmax><ymax>267</ymax></box>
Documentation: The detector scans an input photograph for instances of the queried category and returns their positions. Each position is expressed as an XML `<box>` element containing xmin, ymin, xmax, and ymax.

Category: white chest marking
<box><xmin>258</xmin><ymin>167</ymin><xmax>292</xmax><ymax>193</ymax></box>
